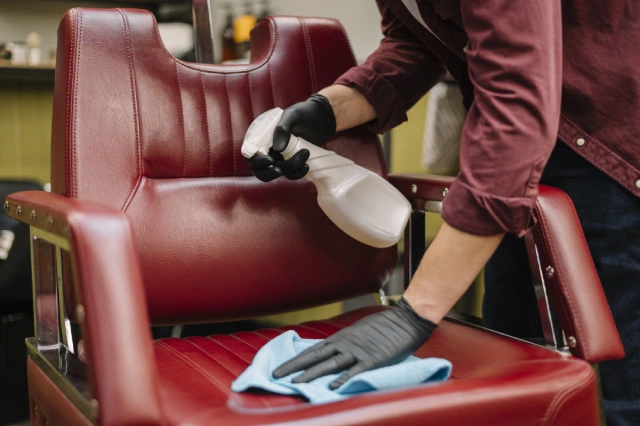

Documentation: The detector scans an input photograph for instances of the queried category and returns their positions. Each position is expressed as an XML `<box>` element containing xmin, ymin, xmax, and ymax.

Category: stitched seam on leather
<box><xmin>199</xmin><ymin>71</ymin><xmax>212</xmax><ymax>176</ymax></box>
<box><xmin>288</xmin><ymin>324</ymin><xmax>330</xmax><ymax>337</ymax></box>
<box><xmin>156</xmin><ymin>340</ymin><xmax>231</xmax><ymax>396</ymax></box>
<box><xmin>174</xmin><ymin>59</ymin><xmax>187</xmax><ymax>177</ymax></box>
<box><xmin>72</xmin><ymin>9</ymin><xmax>82</xmax><ymax>198</ymax></box>
<box><xmin>227</xmin><ymin>334</ymin><xmax>262</xmax><ymax>351</ymax></box>
<box><xmin>543</xmin><ymin>368</ymin><xmax>594</xmax><ymax>425</ymax></box>
<box><xmin>299</xmin><ymin>18</ymin><xmax>318</xmax><ymax>93</ymax></box>
<box><xmin>174</xmin><ymin>18</ymin><xmax>278</xmax><ymax>76</ymax></box>
<box><xmin>65</xmin><ymin>9</ymin><xmax>76</xmax><ymax>197</ymax></box>
<box><xmin>267</xmin><ymin>62</ymin><xmax>276</xmax><ymax>108</ymax></box>
<box><xmin>118</xmin><ymin>9</ymin><xmax>143</xmax><ymax>212</ymax></box>
<box><xmin>223</xmin><ymin>73</ymin><xmax>236</xmax><ymax>175</ymax></box>
<box><xmin>536</xmin><ymin>200</ymin><xmax>587</xmax><ymax>359</ymax></box>
<box><xmin>205</xmin><ymin>336</ymin><xmax>252</xmax><ymax>363</ymax></box>
<box><xmin>253</xmin><ymin>329</ymin><xmax>285</xmax><ymax>340</ymax></box>
<box><xmin>247</xmin><ymin>72</ymin><xmax>255</xmax><ymax>120</ymax></box>
<box><xmin>183</xmin><ymin>339</ymin><xmax>272</xmax><ymax>408</ymax></box>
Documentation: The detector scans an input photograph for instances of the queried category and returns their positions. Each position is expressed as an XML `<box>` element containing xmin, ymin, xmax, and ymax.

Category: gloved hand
<box><xmin>247</xmin><ymin>94</ymin><xmax>336</xmax><ymax>182</ymax></box>
<box><xmin>272</xmin><ymin>298</ymin><xmax>436</xmax><ymax>390</ymax></box>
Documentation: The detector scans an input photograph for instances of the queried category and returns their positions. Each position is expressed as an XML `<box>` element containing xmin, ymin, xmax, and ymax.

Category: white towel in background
<box><xmin>422</xmin><ymin>81</ymin><xmax>466</xmax><ymax>175</ymax></box>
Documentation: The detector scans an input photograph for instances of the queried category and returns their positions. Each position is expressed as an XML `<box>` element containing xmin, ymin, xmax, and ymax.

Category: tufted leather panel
<box><xmin>152</xmin><ymin>307</ymin><xmax>599</xmax><ymax>426</ymax></box>
<box><xmin>50</xmin><ymin>8</ymin><xmax>396</xmax><ymax>323</ymax></box>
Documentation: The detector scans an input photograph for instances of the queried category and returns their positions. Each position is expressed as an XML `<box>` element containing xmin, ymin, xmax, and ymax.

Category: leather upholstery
<box><xmin>152</xmin><ymin>307</ymin><xmax>598</xmax><ymax>426</ymax></box>
<box><xmin>15</xmin><ymin>8</ymin><xmax>607</xmax><ymax>425</ymax></box>
<box><xmin>51</xmin><ymin>8</ymin><xmax>396</xmax><ymax>324</ymax></box>
<box><xmin>7</xmin><ymin>191</ymin><xmax>163</xmax><ymax>426</ymax></box>
<box><xmin>389</xmin><ymin>173</ymin><xmax>624</xmax><ymax>363</ymax></box>
<box><xmin>27</xmin><ymin>359</ymin><xmax>92</xmax><ymax>426</ymax></box>
<box><xmin>532</xmin><ymin>186</ymin><xmax>625</xmax><ymax>362</ymax></box>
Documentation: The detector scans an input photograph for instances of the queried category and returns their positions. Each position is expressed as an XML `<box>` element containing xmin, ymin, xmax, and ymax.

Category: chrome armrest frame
<box><xmin>17</xmin><ymin>214</ymin><xmax>96</xmax><ymax>422</ymax></box>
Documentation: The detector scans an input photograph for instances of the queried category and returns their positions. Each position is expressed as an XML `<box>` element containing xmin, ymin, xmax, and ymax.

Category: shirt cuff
<box><xmin>441</xmin><ymin>179</ymin><xmax>536</xmax><ymax>237</ymax></box>
<box><xmin>334</xmin><ymin>66</ymin><xmax>408</xmax><ymax>134</ymax></box>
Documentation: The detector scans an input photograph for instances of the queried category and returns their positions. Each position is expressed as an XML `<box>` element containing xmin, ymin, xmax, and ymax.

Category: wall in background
<box><xmin>0</xmin><ymin>82</ymin><xmax>53</xmax><ymax>184</ymax></box>
<box><xmin>0</xmin><ymin>1</ymin><xmax>383</xmax><ymax>65</ymax></box>
<box><xmin>0</xmin><ymin>1</ymin><xmax>124</xmax><ymax>62</ymax></box>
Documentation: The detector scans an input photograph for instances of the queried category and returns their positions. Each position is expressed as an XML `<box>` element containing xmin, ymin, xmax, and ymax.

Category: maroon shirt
<box><xmin>335</xmin><ymin>0</ymin><xmax>640</xmax><ymax>236</ymax></box>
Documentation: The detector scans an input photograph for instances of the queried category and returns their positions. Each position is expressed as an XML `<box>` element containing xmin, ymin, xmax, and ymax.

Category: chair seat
<box><xmin>154</xmin><ymin>306</ymin><xmax>599</xmax><ymax>426</ymax></box>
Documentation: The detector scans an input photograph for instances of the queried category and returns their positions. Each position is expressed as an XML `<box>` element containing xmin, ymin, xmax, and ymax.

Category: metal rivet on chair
<box><xmin>45</xmin><ymin>216</ymin><xmax>53</xmax><ymax>229</ymax></box>
<box><xmin>568</xmin><ymin>336</ymin><xmax>577</xmax><ymax>348</ymax></box>
<box><xmin>91</xmin><ymin>398</ymin><xmax>99</xmax><ymax>410</ymax></box>
<box><xmin>576</xmin><ymin>138</ymin><xmax>585</xmax><ymax>147</ymax></box>
<box><xmin>442</xmin><ymin>187</ymin><xmax>449</xmax><ymax>198</ymax></box>
<box><xmin>16</xmin><ymin>206</ymin><xmax>22</xmax><ymax>218</ymax></box>
<box><xmin>411</xmin><ymin>184</ymin><xmax>417</xmax><ymax>194</ymax></box>
<box><xmin>3</xmin><ymin>201</ymin><xmax>8</xmax><ymax>213</ymax></box>
<box><xmin>30</xmin><ymin>210</ymin><xmax>37</xmax><ymax>223</ymax></box>
<box><xmin>545</xmin><ymin>266</ymin><xmax>555</xmax><ymax>278</ymax></box>
<box><xmin>75</xmin><ymin>305</ymin><xmax>85</xmax><ymax>322</ymax></box>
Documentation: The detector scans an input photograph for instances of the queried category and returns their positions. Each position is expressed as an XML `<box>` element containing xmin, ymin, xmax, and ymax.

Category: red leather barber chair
<box><xmin>4</xmin><ymin>8</ymin><xmax>625</xmax><ymax>426</ymax></box>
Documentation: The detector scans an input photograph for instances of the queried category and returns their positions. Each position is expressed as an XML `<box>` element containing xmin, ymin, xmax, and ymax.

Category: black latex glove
<box><xmin>272</xmin><ymin>298</ymin><xmax>437</xmax><ymax>390</ymax></box>
<box><xmin>248</xmin><ymin>94</ymin><xmax>336</xmax><ymax>182</ymax></box>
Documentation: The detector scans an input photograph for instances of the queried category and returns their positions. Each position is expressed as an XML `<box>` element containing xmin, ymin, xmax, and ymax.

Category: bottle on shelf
<box><xmin>233</xmin><ymin>1</ymin><xmax>257</xmax><ymax>60</ymax></box>
<box><xmin>257</xmin><ymin>0</ymin><xmax>271</xmax><ymax>22</ymax></box>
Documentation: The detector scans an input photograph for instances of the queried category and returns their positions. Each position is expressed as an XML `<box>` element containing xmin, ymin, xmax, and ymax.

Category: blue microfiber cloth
<box><xmin>231</xmin><ymin>330</ymin><xmax>452</xmax><ymax>403</ymax></box>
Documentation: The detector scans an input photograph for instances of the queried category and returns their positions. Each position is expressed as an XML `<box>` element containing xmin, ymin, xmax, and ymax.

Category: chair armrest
<box><xmin>389</xmin><ymin>173</ymin><xmax>454</xmax><ymax>211</ymax></box>
<box><xmin>531</xmin><ymin>186</ymin><xmax>624</xmax><ymax>362</ymax></box>
<box><xmin>5</xmin><ymin>191</ymin><xmax>163</xmax><ymax>425</ymax></box>
<box><xmin>389</xmin><ymin>174</ymin><xmax>624</xmax><ymax>363</ymax></box>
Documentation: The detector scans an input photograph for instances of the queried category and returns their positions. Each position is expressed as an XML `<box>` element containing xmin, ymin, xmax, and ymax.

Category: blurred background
<box><xmin>0</xmin><ymin>2</ymin><xmax>476</xmax><ymax>424</ymax></box>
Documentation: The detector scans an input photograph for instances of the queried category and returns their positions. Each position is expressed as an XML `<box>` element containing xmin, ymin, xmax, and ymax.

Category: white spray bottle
<box><xmin>241</xmin><ymin>108</ymin><xmax>410</xmax><ymax>248</ymax></box>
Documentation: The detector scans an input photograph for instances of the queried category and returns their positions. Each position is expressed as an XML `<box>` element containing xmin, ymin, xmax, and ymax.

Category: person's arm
<box><xmin>272</xmin><ymin>0</ymin><xmax>562</xmax><ymax>387</ymax></box>
<box><xmin>441</xmin><ymin>0</ymin><xmax>563</xmax><ymax>237</ymax></box>
<box><xmin>317</xmin><ymin>85</ymin><xmax>376</xmax><ymax>132</ymax></box>
<box><xmin>334</xmin><ymin>0</ymin><xmax>446</xmax><ymax>133</ymax></box>
<box><xmin>404</xmin><ymin>223</ymin><xmax>503</xmax><ymax>323</ymax></box>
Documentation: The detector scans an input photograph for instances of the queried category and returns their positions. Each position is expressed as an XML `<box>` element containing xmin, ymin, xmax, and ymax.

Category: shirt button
<box><xmin>636</xmin><ymin>179</ymin><xmax>640</xmax><ymax>189</ymax></box>
<box><xmin>576</xmin><ymin>138</ymin><xmax>586</xmax><ymax>147</ymax></box>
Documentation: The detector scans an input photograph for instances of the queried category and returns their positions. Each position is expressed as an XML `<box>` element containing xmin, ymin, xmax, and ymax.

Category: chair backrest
<box><xmin>50</xmin><ymin>8</ymin><xmax>397</xmax><ymax>324</ymax></box>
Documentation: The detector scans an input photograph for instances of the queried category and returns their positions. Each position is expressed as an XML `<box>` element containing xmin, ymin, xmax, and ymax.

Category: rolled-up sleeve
<box><xmin>441</xmin><ymin>0</ymin><xmax>563</xmax><ymax>236</ymax></box>
<box><xmin>334</xmin><ymin>1</ymin><xmax>446</xmax><ymax>133</ymax></box>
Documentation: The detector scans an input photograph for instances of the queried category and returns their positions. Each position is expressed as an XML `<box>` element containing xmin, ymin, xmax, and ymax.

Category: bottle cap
<box><xmin>241</xmin><ymin>108</ymin><xmax>283</xmax><ymax>158</ymax></box>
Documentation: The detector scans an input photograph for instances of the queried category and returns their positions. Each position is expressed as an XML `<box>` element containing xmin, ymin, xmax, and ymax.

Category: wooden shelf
<box><xmin>0</xmin><ymin>60</ymin><xmax>55</xmax><ymax>82</ymax></box>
